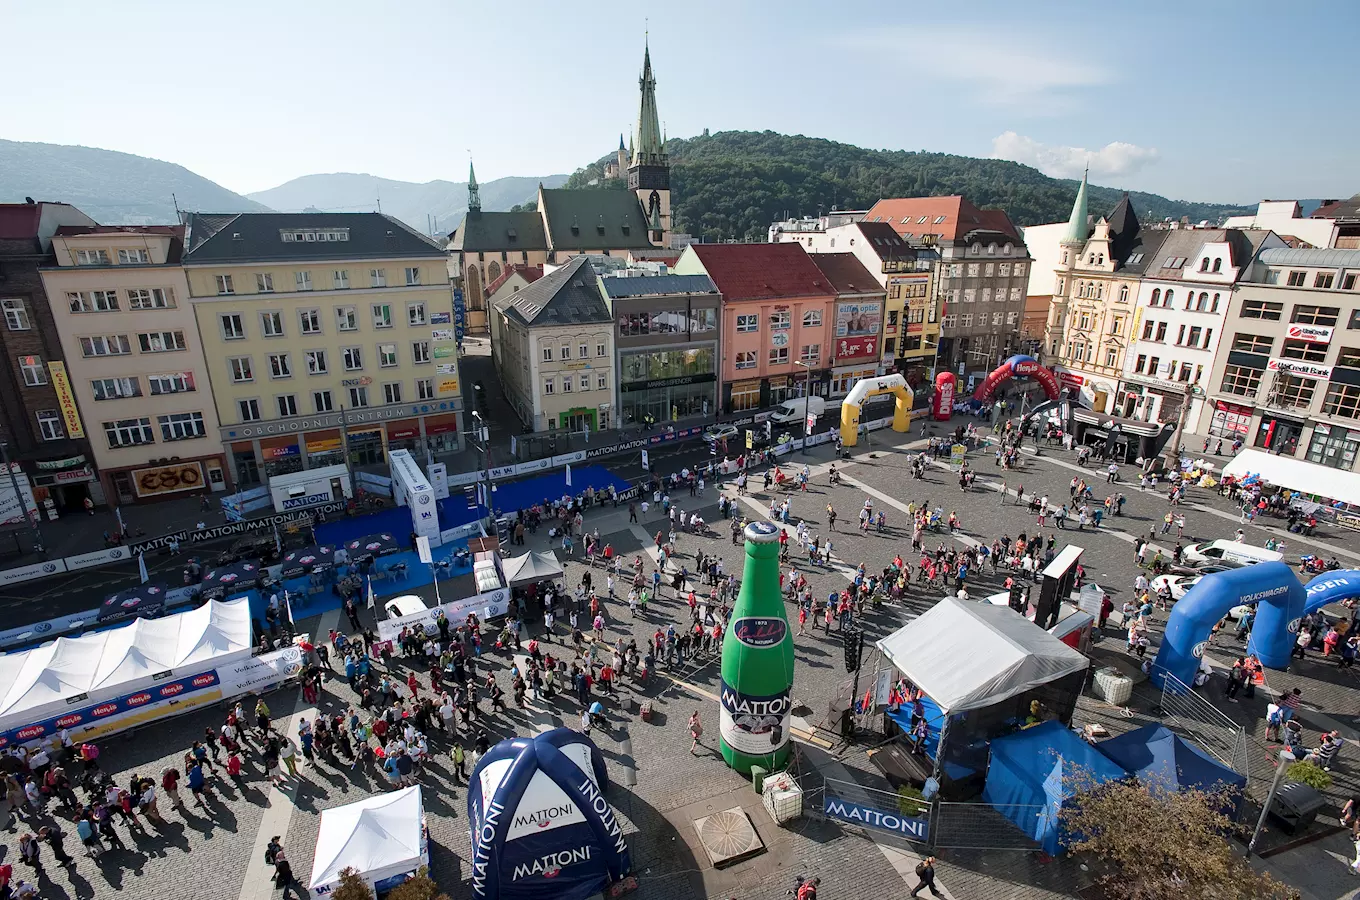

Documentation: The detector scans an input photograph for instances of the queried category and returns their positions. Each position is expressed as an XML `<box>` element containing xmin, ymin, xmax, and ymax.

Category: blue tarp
<box><xmin>1094</xmin><ymin>724</ymin><xmax>1245</xmax><ymax>814</ymax></box>
<box><xmin>314</xmin><ymin>507</ymin><xmax>411</xmax><ymax>547</ymax></box>
<box><xmin>982</xmin><ymin>720</ymin><xmax>1127</xmax><ymax>855</ymax></box>
<box><xmin>443</xmin><ymin>465</ymin><xmax>631</xmax><ymax>522</ymax></box>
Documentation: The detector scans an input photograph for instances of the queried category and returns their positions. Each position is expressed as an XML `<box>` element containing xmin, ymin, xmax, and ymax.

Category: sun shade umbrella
<box><xmin>199</xmin><ymin>559</ymin><xmax>263</xmax><ymax>600</ymax></box>
<box><xmin>279</xmin><ymin>544</ymin><xmax>338</xmax><ymax>580</ymax></box>
<box><xmin>97</xmin><ymin>584</ymin><xmax>168</xmax><ymax>623</ymax></box>
<box><xmin>345</xmin><ymin>532</ymin><xmax>401</xmax><ymax>562</ymax></box>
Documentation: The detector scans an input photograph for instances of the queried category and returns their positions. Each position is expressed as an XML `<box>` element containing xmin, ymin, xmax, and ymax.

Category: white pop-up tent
<box><xmin>1222</xmin><ymin>448</ymin><xmax>1360</xmax><ymax>507</ymax></box>
<box><xmin>501</xmin><ymin>550</ymin><xmax>563</xmax><ymax>587</ymax></box>
<box><xmin>876</xmin><ymin>596</ymin><xmax>1088</xmax><ymax>714</ymax></box>
<box><xmin>310</xmin><ymin>786</ymin><xmax>429</xmax><ymax>894</ymax></box>
<box><xmin>0</xmin><ymin>598</ymin><xmax>253</xmax><ymax>735</ymax></box>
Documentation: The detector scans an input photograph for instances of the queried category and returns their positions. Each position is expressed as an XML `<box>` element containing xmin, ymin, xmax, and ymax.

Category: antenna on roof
<box><xmin>172</xmin><ymin>193</ymin><xmax>180</xmax><ymax>217</ymax></box>
<box><xmin>376</xmin><ymin>189</ymin><xmax>382</xmax><ymax>214</ymax></box>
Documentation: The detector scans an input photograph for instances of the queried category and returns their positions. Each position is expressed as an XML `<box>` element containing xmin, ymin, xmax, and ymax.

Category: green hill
<box><xmin>565</xmin><ymin>130</ymin><xmax>1254</xmax><ymax>242</ymax></box>
<box><xmin>0</xmin><ymin>139</ymin><xmax>269</xmax><ymax>224</ymax></box>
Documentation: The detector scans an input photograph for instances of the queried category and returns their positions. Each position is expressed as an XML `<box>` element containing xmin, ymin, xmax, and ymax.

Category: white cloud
<box><xmin>990</xmin><ymin>132</ymin><xmax>1159</xmax><ymax>179</ymax></box>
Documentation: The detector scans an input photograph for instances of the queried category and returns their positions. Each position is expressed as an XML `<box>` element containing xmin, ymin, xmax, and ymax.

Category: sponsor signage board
<box><xmin>1267</xmin><ymin>358</ymin><xmax>1332</xmax><ymax>379</ymax></box>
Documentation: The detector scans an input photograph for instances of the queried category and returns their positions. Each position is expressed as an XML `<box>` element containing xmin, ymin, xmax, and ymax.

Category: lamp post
<box><xmin>467</xmin><ymin>410</ymin><xmax>495</xmax><ymax>530</ymax></box>
<box><xmin>793</xmin><ymin>360</ymin><xmax>813</xmax><ymax>455</ymax></box>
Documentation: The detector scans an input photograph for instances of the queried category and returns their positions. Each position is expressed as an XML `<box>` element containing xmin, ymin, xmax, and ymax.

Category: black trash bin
<box><xmin>1269</xmin><ymin>782</ymin><xmax>1326</xmax><ymax>834</ymax></box>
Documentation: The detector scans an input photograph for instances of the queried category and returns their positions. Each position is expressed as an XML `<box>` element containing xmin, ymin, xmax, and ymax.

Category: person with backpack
<box><xmin>910</xmin><ymin>856</ymin><xmax>944</xmax><ymax>897</ymax></box>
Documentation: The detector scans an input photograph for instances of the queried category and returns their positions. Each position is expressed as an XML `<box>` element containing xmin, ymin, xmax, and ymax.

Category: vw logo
<box><xmin>42</xmin><ymin>563</ymin><xmax>58</xmax><ymax>574</ymax></box>
<box><xmin>418</xmin><ymin>494</ymin><xmax>431</xmax><ymax>505</ymax></box>
<box><xmin>1191</xmin><ymin>640</ymin><xmax>1209</xmax><ymax>659</ymax></box>
<box><xmin>1287</xmin><ymin>618</ymin><xmax>1302</xmax><ymax>634</ymax></box>
<box><xmin>33</xmin><ymin>622</ymin><xmax>51</xmax><ymax>633</ymax></box>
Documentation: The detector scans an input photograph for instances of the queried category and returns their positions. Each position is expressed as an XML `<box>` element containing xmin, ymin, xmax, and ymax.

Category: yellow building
<box><xmin>41</xmin><ymin>224</ymin><xmax>229</xmax><ymax>504</ymax></box>
<box><xmin>183</xmin><ymin>213</ymin><xmax>461</xmax><ymax>485</ymax></box>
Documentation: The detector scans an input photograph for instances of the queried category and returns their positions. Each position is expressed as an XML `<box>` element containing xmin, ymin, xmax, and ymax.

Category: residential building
<box><xmin>484</xmin><ymin>264</ymin><xmax>545</xmax><ymax>312</ymax></box>
<box><xmin>490</xmin><ymin>256</ymin><xmax>615</xmax><ymax>433</ymax></box>
<box><xmin>1200</xmin><ymin>247</ymin><xmax>1360</xmax><ymax>469</ymax></box>
<box><xmin>1043</xmin><ymin>178</ymin><xmax>1166</xmax><ymax>413</ymax></box>
<box><xmin>770</xmin><ymin>220</ymin><xmax>939</xmax><ymax>373</ymax></box>
<box><xmin>449</xmin><ymin>44</ymin><xmax>671</xmax><ymax>321</ymax></box>
<box><xmin>1118</xmin><ymin>227</ymin><xmax>1282</xmax><ymax>430</ymax></box>
<box><xmin>1224</xmin><ymin>200</ymin><xmax>1339</xmax><ymax>249</ymax></box>
<box><xmin>0</xmin><ymin>200</ymin><xmax>100</xmax><ymax>515</ymax></box>
<box><xmin>674</xmin><ymin>243</ymin><xmax>836</xmax><ymax>413</ymax></box>
<box><xmin>1018</xmin><ymin>220</ymin><xmax>1069</xmax><ymax>354</ymax></box>
<box><xmin>184</xmin><ymin>212</ymin><xmax>460</xmax><ymax>486</ymax></box>
<box><xmin>765</xmin><ymin>209</ymin><xmax>869</xmax><ymax>243</ymax></box>
<box><xmin>1311</xmin><ymin>195</ymin><xmax>1360</xmax><ymax>249</ymax></box>
<box><xmin>600</xmin><ymin>273</ymin><xmax>721</xmax><ymax>425</ymax></box>
<box><xmin>41</xmin><ymin>225</ymin><xmax>228</xmax><ymax>505</ymax></box>
<box><xmin>808</xmin><ymin>253</ymin><xmax>890</xmax><ymax>396</ymax></box>
<box><xmin>863</xmin><ymin>196</ymin><xmax>1030</xmax><ymax>383</ymax></box>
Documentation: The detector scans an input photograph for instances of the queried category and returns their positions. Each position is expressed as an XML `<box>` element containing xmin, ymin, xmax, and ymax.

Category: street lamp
<box><xmin>793</xmin><ymin>360</ymin><xmax>813</xmax><ymax>455</ymax></box>
<box><xmin>468</xmin><ymin>411</ymin><xmax>494</xmax><ymax>530</ymax></box>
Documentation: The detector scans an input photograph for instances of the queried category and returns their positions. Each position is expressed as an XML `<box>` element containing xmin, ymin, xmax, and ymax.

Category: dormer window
<box><xmin>621</xmin><ymin>224</ymin><xmax>630</xmax><ymax>236</ymax></box>
<box><xmin>507</xmin><ymin>228</ymin><xmax>518</xmax><ymax>242</ymax></box>
<box><xmin>1199</xmin><ymin>258</ymin><xmax>1210</xmax><ymax>272</ymax></box>
<box><xmin>1212</xmin><ymin>258</ymin><xmax>1223</xmax><ymax>273</ymax></box>
<box><xmin>597</xmin><ymin>224</ymin><xmax>606</xmax><ymax>236</ymax></box>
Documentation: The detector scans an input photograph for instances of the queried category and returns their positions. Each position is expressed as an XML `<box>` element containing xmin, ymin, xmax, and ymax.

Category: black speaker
<box><xmin>842</xmin><ymin>627</ymin><xmax>864</xmax><ymax>673</ymax></box>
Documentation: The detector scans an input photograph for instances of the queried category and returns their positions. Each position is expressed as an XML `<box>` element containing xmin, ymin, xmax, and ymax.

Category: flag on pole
<box><xmin>138</xmin><ymin>551</ymin><xmax>148</xmax><ymax>584</ymax></box>
<box><xmin>366</xmin><ymin>575</ymin><xmax>376</xmax><ymax>610</ymax></box>
<box><xmin>565</xmin><ymin>464</ymin><xmax>572</xmax><ymax>488</ymax></box>
<box><xmin>510</xmin><ymin>435</ymin><xmax>517</xmax><ymax>457</ymax></box>
<box><xmin>273</xmin><ymin>521</ymin><xmax>282</xmax><ymax>556</ymax></box>
<box><xmin>284</xmin><ymin>589</ymin><xmax>295</xmax><ymax>626</ymax></box>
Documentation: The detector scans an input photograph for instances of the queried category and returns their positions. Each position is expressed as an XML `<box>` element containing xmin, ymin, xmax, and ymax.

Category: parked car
<box><xmin>703</xmin><ymin>424</ymin><xmax>739</xmax><ymax>443</ymax></box>
<box><xmin>216</xmin><ymin>533</ymin><xmax>280</xmax><ymax>566</ymax></box>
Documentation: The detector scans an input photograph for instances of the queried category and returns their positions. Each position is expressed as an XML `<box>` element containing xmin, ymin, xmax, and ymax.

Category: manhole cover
<box><xmin>693</xmin><ymin>806</ymin><xmax>765</xmax><ymax>868</ymax></box>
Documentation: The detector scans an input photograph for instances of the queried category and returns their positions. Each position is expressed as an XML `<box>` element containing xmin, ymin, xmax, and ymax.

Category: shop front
<box><xmin>386</xmin><ymin>420</ymin><xmax>422</xmax><ymax>456</ymax></box>
<box><xmin>261</xmin><ymin>437</ymin><xmax>303</xmax><ymax>479</ymax></box>
<box><xmin>618</xmin><ymin>346</ymin><xmax>717</xmax><ymax>425</ymax></box>
<box><xmin>29</xmin><ymin>455</ymin><xmax>101</xmax><ymax>515</ymax></box>
<box><xmin>347</xmin><ymin>428</ymin><xmax>385</xmax><ymax>467</ymax></box>
<box><xmin>557</xmin><ymin>407</ymin><xmax>597</xmax><ymax>433</ymax></box>
<box><xmin>1207</xmin><ymin>400</ymin><xmax>1253</xmax><ymax>442</ymax></box>
<box><xmin>306</xmin><ymin>432</ymin><xmax>345</xmax><ymax>469</ymax></box>
<box><xmin>424</xmin><ymin>414</ymin><xmax>460</xmax><ymax>456</ymax></box>
<box><xmin>1306</xmin><ymin>423</ymin><xmax>1360</xmax><ymax>471</ymax></box>
<box><xmin>105</xmin><ymin>456</ymin><xmax>228</xmax><ymax>506</ymax></box>
<box><xmin>1255</xmin><ymin>414</ymin><xmax>1306</xmax><ymax>456</ymax></box>
<box><xmin>724</xmin><ymin>378</ymin><xmax>762</xmax><ymax>414</ymax></box>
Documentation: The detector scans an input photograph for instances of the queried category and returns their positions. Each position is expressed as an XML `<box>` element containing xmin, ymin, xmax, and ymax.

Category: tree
<box><xmin>1059</xmin><ymin>777</ymin><xmax>1296</xmax><ymax>900</ymax></box>
<box><xmin>384</xmin><ymin>871</ymin><xmax>450</xmax><ymax>900</ymax></box>
<box><xmin>328</xmin><ymin>868</ymin><xmax>373</xmax><ymax>900</ymax></box>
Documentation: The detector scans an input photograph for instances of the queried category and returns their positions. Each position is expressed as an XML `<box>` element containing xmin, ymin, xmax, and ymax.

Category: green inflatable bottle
<box><xmin>719</xmin><ymin>520</ymin><xmax>796</xmax><ymax>774</ymax></box>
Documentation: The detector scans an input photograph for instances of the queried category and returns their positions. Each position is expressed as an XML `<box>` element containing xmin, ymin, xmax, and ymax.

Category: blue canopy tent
<box><xmin>467</xmin><ymin>728</ymin><xmax>631</xmax><ymax>900</ymax></box>
<box><xmin>199</xmin><ymin>559</ymin><xmax>264</xmax><ymax>601</ymax></box>
<box><xmin>98</xmin><ymin>583</ymin><xmax>169</xmax><ymax>623</ymax></box>
<box><xmin>982</xmin><ymin>721</ymin><xmax>1127</xmax><ymax>855</ymax></box>
<box><xmin>1095</xmin><ymin>724</ymin><xmax>1246</xmax><ymax>817</ymax></box>
<box><xmin>279</xmin><ymin>544</ymin><xmax>338</xmax><ymax>580</ymax></box>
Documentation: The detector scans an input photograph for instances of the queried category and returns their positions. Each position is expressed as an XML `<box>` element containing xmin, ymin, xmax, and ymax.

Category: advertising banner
<box><xmin>1286</xmin><ymin>324</ymin><xmax>1333</xmax><ymax>344</ymax></box>
<box><xmin>133</xmin><ymin>461</ymin><xmax>206</xmax><ymax>497</ymax></box>
<box><xmin>377</xmin><ymin>586</ymin><xmax>511</xmax><ymax>642</ymax></box>
<box><xmin>428</xmin><ymin>462</ymin><xmax>449</xmax><ymax>499</ymax></box>
<box><xmin>65</xmin><ymin>546</ymin><xmax>132</xmax><ymax>572</ymax></box>
<box><xmin>0</xmin><ymin>470</ymin><xmax>39</xmax><ymax>527</ymax></box>
<box><xmin>835</xmin><ymin>301</ymin><xmax>882</xmax><ymax>338</ymax></box>
<box><xmin>217</xmin><ymin>646</ymin><xmax>304</xmax><ymax>697</ymax></box>
<box><xmin>1268</xmin><ymin>358</ymin><xmax>1332</xmax><ymax>379</ymax></box>
<box><xmin>834</xmin><ymin>335</ymin><xmax>879</xmax><ymax>362</ymax></box>
<box><xmin>822</xmin><ymin>795</ymin><xmax>929</xmax><ymax>841</ymax></box>
<box><xmin>47</xmin><ymin>361</ymin><xmax>86</xmax><ymax>439</ymax></box>
<box><xmin>453</xmin><ymin>288</ymin><xmax>466</xmax><ymax>341</ymax></box>
<box><xmin>0</xmin><ymin>559</ymin><xmax>66</xmax><ymax>587</ymax></box>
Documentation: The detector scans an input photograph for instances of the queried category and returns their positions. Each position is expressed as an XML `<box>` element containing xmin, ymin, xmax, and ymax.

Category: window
<box><xmin>404</xmin><ymin>267</ymin><xmax>421</xmax><ymax>286</ymax></box>
<box><xmin>370</xmin><ymin>268</ymin><xmax>386</xmax><ymax>288</ymax></box>
<box><xmin>104</xmin><ymin>417</ymin><xmax>154</xmax><ymax>447</ymax></box>
<box><xmin>159</xmin><ymin>411</ymin><xmax>206</xmax><ymax>441</ymax></box>
<box><xmin>238</xmin><ymin>399</ymin><xmax>261</xmax><ymax>422</ymax></box>
<box><xmin>1269</xmin><ymin>373</ymin><xmax>1315</xmax><ymax>410</ymax></box>
<box><xmin>802</xmin><ymin>310</ymin><xmax>823</xmax><ymax>327</ymax></box>
<box><xmin>1104</xmin><ymin>347</ymin><xmax>1118</xmax><ymax>367</ymax></box>
<box><xmin>294</xmin><ymin>271</ymin><xmax>313</xmax><ymax>291</ymax></box>
<box><xmin>305</xmin><ymin>349</ymin><xmax>327</xmax><ymax>374</ymax></box>
<box><xmin>769</xmin><ymin>347</ymin><xmax>790</xmax><ymax>366</ymax></box>
<box><xmin>1178</xmin><ymin>363</ymin><xmax>1194</xmax><ymax>383</ymax></box>
<box><xmin>561</xmin><ymin>375</ymin><xmax>573</xmax><ymax>393</ymax></box>
<box><xmin>75</xmin><ymin>249</ymin><xmax>109</xmax><ymax>265</ymax></box>
<box><xmin>229</xmin><ymin>357</ymin><xmax>253</xmax><ymax>382</ymax></box>
<box><xmin>736</xmin><ymin>314</ymin><xmax>758</xmax><ymax>332</ymax></box>
<box><xmin>769</xmin><ymin>311</ymin><xmax>791</xmax><ymax>329</ymax></box>
<box><xmin>137</xmin><ymin>331</ymin><xmax>185</xmax><ymax>353</ymax></box>
<box><xmin>270</xmin><ymin>395</ymin><xmax>296</xmax><ymax>418</ymax></box>
<box><xmin>964</xmin><ymin>289</ymin><xmax>976</xmax><ymax>303</ymax></box>
<box><xmin>348</xmin><ymin>386</ymin><xmax>369</xmax><ymax>407</ymax></box>
<box><xmin>256</xmin><ymin>273</ymin><xmax>274</xmax><ymax>293</ymax></box>
<box><xmin>127</xmin><ymin>287</ymin><xmax>173</xmax><ymax>309</ymax></box>
<box><xmin>1312</xmin><ymin>273</ymin><xmax>1335</xmax><ymax>289</ymax></box>
<box><xmin>221</xmin><ymin>314</ymin><xmax>245</xmax><ymax>340</ymax></box>
<box><xmin>412</xmin><ymin>341</ymin><xmax>430</xmax><ymax>364</ymax></box>
<box><xmin>268</xmin><ymin>353</ymin><xmax>291</xmax><ymax>378</ymax></box>
<box><xmin>1147</xmin><ymin>356</ymin><xmax>1160</xmax><ymax>377</ymax></box>
<box><xmin>1135</xmin><ymin>354</ymin><xmax>1147</xmax><ymax>374</ymax></box>
<box><xmin>79</xmin><ymin>334</ymin><xmax>131</xmax><ymax>357</ymax></box>
<box><xmin>333</xmin><ymin>270</ymin><xmax>349</xmax><ymax>290</ymax></box>
<box><xmin>1307</xmin><ymin>425</ymin><xmax>1360</xmax><ymax>469</ymax></box>
<box><xmin>1164</xmin><ymin>289</ymin><xmax>1174</xmax><ymax>307</ymax></box>
<box><xmin>1150</xmin><ymin>288</ymin><xmax>1161</xmax><ymax>307</ymax></box>
<box><xmin>579</xmin><ymin>344</ymin><xmax>589</xmax><ymax>360</ymax></box>
<box><xmin>416</xmin><ymin>379</ymin><xmax>434</xmax><ymax>400</ymax></box>
<box><xmin>1324</xmin><ymin>383</ymin><xmax>1360</xmax><ymax>420</ymax></box>
<box><xmin>259</xmin><ymin>311</ymin><xmax>284</xmax><ymax>337</ymax></box>
<box><xmin>1345</xmin><ymin>273</ymin><xmax>1358</xmax><ymax>291</ymax></box>
<box><xmin>800</xmin><ymin>344</ymin><xmax>820</xmax><ymax>365</ymax></box>
<box><xmin>961</xmin><ymin>313</ymin><xmax>974</xmax><ymax>328</ymax></box>
<box><xmin>336</xmin><ymin>306</ymin><xmax>358</xmax><ymax>331</ymax></box>
<box><xmin>1176</xmin><ymin>325</ymin><xmax>1186</xmax><ymax>345</ymax></box>
<box><xmin>383</xmin><ymin>383</ymin><xmax>402</xmax><ymax>404</ymax></box>
<box><xmin>1281</xmin><ymin>338</ymin><xmax>1328</xmax><ymax>362</ymax></box>
<box><xmin>543</xmin><ymin>377</ymin><xmax>555</xmax><ymax>395</ymax></box>
<box><xmin>541</xmin><ymin>346</ymin><xmax>553</xmax><ymax>362</ymax></box>
<box><xmin>1213</xmin><ymin>258</ymin><xmax>1223</xmax><ymax>273</ymax></box>
<box><xmin>1155</xmin><ymin>322</ymin><xmax>1167</xmax><ymax>342</ymax></box>
<box><xmin>560</xmin><ymin>345</ymin><xmax>570</xmax><ymax>360</ymax></box>
<box><xmin>2</xmin><ymin>299</ymin><xmax>29</xmax><ymax>330</ymax></box>
<box><xmin>299</xmin><ymin>309</ymin><xmax>321</xmax><ymax>334</ymax></box>
<box><xmin>313</xmin><ymin>390</ymin><xmax>334</xmax><ymax>413</ymax></box>
<box><xmin>1241</xmin><ymin>299</ymin><xmax>1283</xmax><ymax>320</ymax></box>
<box><xmin>68</xmin><ymin>290</ymin><xmax>119</xmax><ymax>312</ymax></box>
<box><xmin>596</xmin><ymin>343</ymin><xmax>606</xmax><ymax>357</ymax></box>
<box><xmin>13</xmin><ymin>353</ymin><xmax>46</xmax><ymax>387</ymax></box>
<box><xmin>379</xmin><ymin>343</ymin><xmax>398</xmax><ymax>367</ymax></box>
<box><xmin>147</xmin><ymin>373</ymin><xmax>192</xmax><ymax>395</ymax></box>
<box><xmin>407</xmin><ymin>302</ymin><xmax>426</xmax><ymax>325</ymax></box>
<box><xmin>372</xmin><ymin>304</ymin><xmax>392</xmax><ymax>328</ymax></box>
<box><xmin>1006</xmin><ymin>310</ymin><xmax>1018</xmax><ymax>326</ymax></box>
<box><xmin>1287</xmin><ymin>271</ymin><xmax>1307</xmax><ymax>287</ymax></box>
<box><xmin>596</xmin><ymin>372</ymin><xmax>607</xmax><ymax>390</ymax></box>
<box><xmin>343</xmin><ymin>347</ymin><xmax>362</xmax><ymax>370</ymax></box>
<box><xmin>215</xmin><ymin>274</ymin><xmax>235</xmax><ymax>295</ymax></box>
<box><xmin>1339</xmin><ymin>347</ymin><xmax>1360</xmax><ymax>368</ymax></box>
<box><xmin>1111</xmin><ymin>315</ymin><xmax>1125</xmax><ymax>334</ymax></box>
<box><xmin>92</xmin><ymin>377</ymin><xmax>140</xmax><ymax>400</ymax></box>
<box><xmin>579</xmin><ymin>374</ymin><xmax>590</xmax><ymax>391</ymax></box>
<box><xmin>1142</xmin><ymin>320</ymin><xmax>1155</xmax><ymax>340</ymax></box>
<box><xmin>1220</xmin><ymin>364</ymin><xmax>1263</xmax><ymax>398</ymax></box>
<box><xmin>1292</xmin><ymin>304</ymin><xmax>1339</xmax><ymax>326</ymax></box>
<box><xmin>1199</xmin><ymin>258</ymin><xmax>1210</xmax><ymax>272</ymax></box>
<box><xmin>734</xmin><ymin>351</ymin><xmax>757</xmax><ymax>370</ymax></box>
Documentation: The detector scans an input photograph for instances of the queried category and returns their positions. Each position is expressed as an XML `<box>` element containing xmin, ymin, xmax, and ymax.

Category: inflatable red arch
<box><xmin>972</xmin><ymin>355</ymin><xmax>1060</xmax><ymax>404</ymax></box>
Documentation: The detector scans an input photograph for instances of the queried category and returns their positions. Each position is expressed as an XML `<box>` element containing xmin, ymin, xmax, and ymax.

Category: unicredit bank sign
<box><xmin>1267</xmin><ymin>358</ymin><xmax>1333</xmax><ymax>380</ymax></box>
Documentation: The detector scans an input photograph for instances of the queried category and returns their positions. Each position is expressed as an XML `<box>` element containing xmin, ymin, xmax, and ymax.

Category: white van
<box><xmin>384</xmin><ymin>594</ymin><xmax>429</xmax><ymax>620</ymax></box>
<box><xmin>1182</xmin><ymin>540</ymin><xmax>1283</xmax><ymax>567</ymax></box>
<box><xmin>769</xmin><ymin>395</ymin><xmax>828</xmax><ymax>426</ymax></box>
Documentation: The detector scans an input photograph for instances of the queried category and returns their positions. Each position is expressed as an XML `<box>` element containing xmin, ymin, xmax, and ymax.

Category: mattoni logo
<box><xmin>511</xmin><ymin>847</ymin><xmax>591</xmax><ymax>880</ymax></box>
<box><xmin>512</xmin><ymin>803</ymin><xmax>575</xmax><ymax>830</ymax></box>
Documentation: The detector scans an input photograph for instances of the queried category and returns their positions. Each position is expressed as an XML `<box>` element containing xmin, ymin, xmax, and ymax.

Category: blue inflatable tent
<box><xmin>982</xmin><ymin>721</ymin><xmax>1127</xmax><ymax>855</ymax></box>
<box><xmin>1095</xmin><ymin>724</ymin><xmax>1245</xmax><ymax>816</ymax></box>
<box><xmin>467</xmin><ymin>728</ymin><xmax>631</xmax><ymax>900</ymax></box>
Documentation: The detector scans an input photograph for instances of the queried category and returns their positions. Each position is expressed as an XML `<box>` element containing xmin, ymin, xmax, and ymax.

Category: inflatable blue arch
<box><xmin>1154</xmin><ymin>564</ymin><xmax>1360</xmax><ymax>692</ymax></box>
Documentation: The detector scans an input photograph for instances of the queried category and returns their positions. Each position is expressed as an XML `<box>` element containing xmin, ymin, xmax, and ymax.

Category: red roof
<box><xmin>864</xmin><ymin>195</ymin><xmax>1021</xmax><ymax>243</ymax></box>
<box><xmin>485</xmin><ymin>263</ymin><xmax>544</xmax><ymax>297</ymax></box>
<box><xmin>685</xmin><ymin>243</ymin><xmax>831</xmax><ymax>301</ymax></box>
<box><xmin>807</xmin><ymin>253</ymin><xmax>883</xmax><ymax>296</ymax></box>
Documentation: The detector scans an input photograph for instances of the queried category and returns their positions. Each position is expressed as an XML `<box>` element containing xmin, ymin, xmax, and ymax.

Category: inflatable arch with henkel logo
<box><xmin>467</xmin><ymin>728</ymin><xmax>631</xmax><ymax>900</ymax></box>
<box><xmin>972</xmin><ymin>355</ymin><xmax>1061</xmax><ymax>405</ymax></box>
<box><xmin>840</xmin><ymin>372</ymin><xmax>913</xmax><ymax>448</ymax></box>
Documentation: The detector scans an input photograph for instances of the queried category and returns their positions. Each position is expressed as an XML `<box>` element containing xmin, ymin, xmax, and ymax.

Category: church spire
<box><xmin>1061</xmin><ymin>167</ymin><xmax>1089</xmax><ymax>245</ymax></box>
<box><xmin>631</xmin><ymin>39</ymin><xmax>665</xmax><ymax>168</ymax></box>
<box><xmin>467</xmin><ymin>160</ymin><xmax>481</xmax><ymax>213</ymax></box>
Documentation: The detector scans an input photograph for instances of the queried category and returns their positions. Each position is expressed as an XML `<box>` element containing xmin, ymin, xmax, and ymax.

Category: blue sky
<box><xmin>5</xmin><ymin>0</ymin><xmax>1355</xmax><ymax>204</ymax></box>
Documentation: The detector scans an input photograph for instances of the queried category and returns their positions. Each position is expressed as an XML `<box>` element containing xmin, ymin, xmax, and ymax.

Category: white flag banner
<box><xmin>641</xmin><ymin>450</ymin><xmax>649</xmax><ymax>471</ymax></box>
<box><xmin>138</xmin><ymin>551</ymin><xmax>149</xmax><ymax>584</ymax></box>
<box><xmin>565</xmin><ymin>464</ymin><xmax>572</xmax><ymax>488</ymax></box>
<box><xmin>366</xmin><ymin>576</ymin><xmax>376</xmax><ymax>610</ymax></box>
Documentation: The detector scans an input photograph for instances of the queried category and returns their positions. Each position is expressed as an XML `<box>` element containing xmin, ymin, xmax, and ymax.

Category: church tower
<box><xmin>628</xmin><ymin>39</ymin><xmax>671</xmax><ymax>247</ymax></box>
<box><xmin>467</xmin><ymin>160</ymin><xmax>481</xmax><ymax>214</ymax></box>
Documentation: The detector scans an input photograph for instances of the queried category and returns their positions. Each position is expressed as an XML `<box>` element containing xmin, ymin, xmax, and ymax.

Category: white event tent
<box><xmin>0</xmin><ymin>598</ymin><xmax>252</xmax><ymax>734</ymax></box>
<box><xmin>1222</xmin><ymin>448</ymin><xmax>1360</xmax><ymax>507</ymax></box>
<box><xmin>310</xmin><ymin>786</ymin><xmax>428</xmax><ymax>893</ymax></box>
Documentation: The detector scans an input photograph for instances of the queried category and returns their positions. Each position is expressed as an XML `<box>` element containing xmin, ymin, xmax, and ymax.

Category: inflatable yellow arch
<box><xmin>839</xmin><ymin>373</ymin><xmax>913</xmax><ymax>447</ymax></box>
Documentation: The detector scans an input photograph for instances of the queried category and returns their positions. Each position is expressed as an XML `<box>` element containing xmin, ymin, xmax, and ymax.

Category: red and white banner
<box><xmin>1267</xmin><ymin>358</ymin><xmax>1332</xmax><ymax>379</ymax></box>
<box><xmin>1286</xmin><ymin>324</ymin><xmax>1333</xmax><ymax>345</ymax></box>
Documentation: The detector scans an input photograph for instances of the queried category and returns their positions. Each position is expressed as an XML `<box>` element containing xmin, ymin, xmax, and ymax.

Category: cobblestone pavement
<box><xmin>10</xmin><ymin>426</ymin><xmax>1360</xmax><ymax>900</ymax></box>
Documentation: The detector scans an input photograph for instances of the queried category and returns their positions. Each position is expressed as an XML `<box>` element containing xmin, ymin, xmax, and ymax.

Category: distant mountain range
<box><xmin>246</xmin><ymin>172</ymin><xmax>567</xmax><ymax>236</ymax></box>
